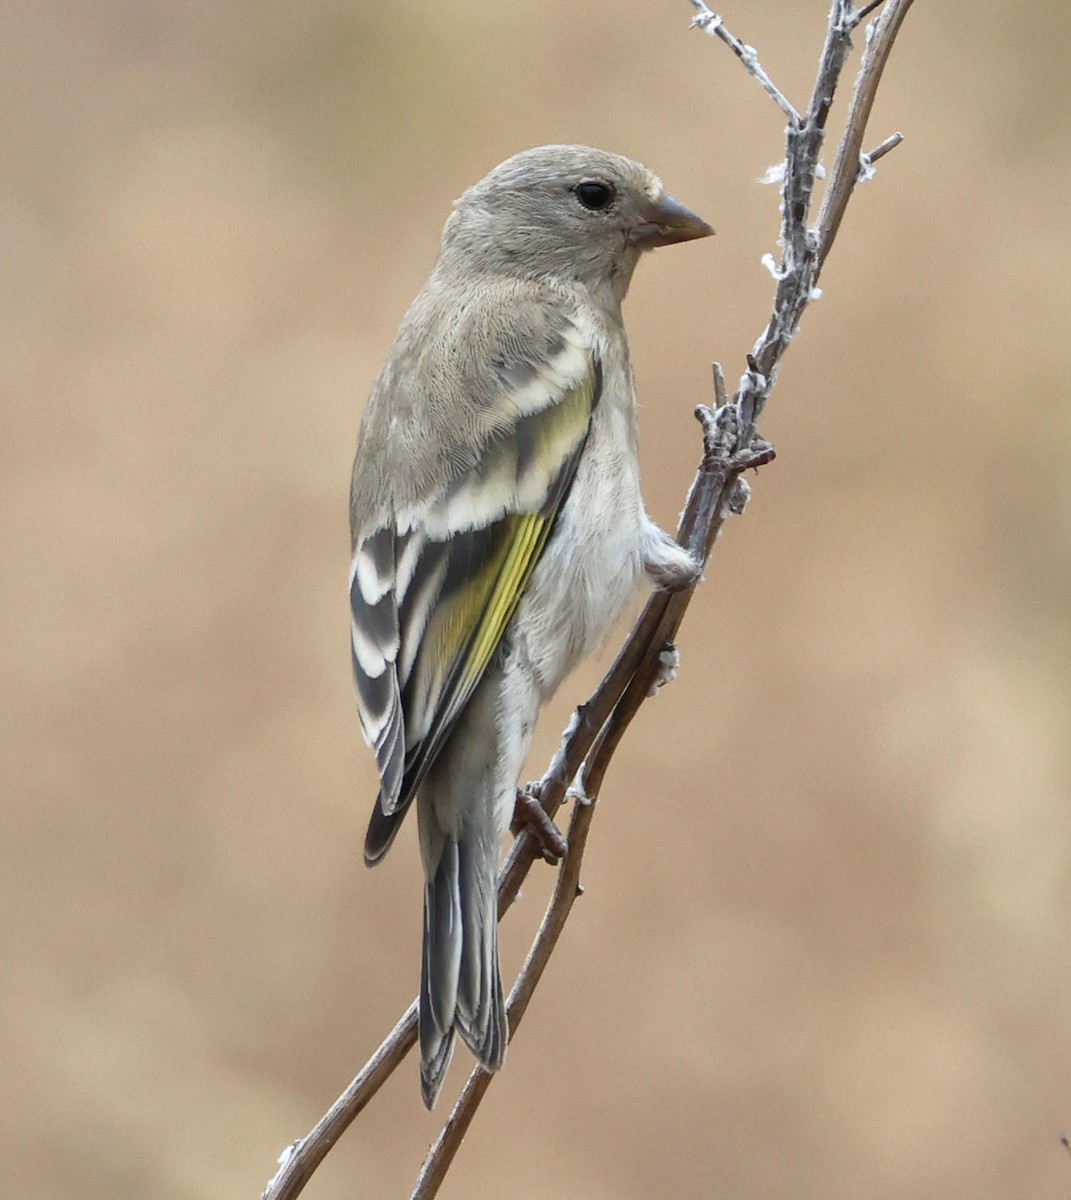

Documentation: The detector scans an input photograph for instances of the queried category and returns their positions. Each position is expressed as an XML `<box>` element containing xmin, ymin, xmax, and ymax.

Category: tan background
<box><xmin>5</xmin><ymin>1</ymin><xmax>1071</xmax><ymax>1196</ymax></box>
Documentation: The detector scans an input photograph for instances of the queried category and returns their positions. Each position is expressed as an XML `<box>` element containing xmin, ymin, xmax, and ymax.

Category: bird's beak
<box><xmin>630</xmin><ymin>191</ymin><xmax>715</xmax><ymax>249</ymax></box>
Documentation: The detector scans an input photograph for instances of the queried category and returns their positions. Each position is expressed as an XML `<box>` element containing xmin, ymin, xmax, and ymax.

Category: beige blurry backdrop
<box><xmin>5</xmin><ymin>1</ymin><xmax>1071</xmax><ymax>1196</ymax></box>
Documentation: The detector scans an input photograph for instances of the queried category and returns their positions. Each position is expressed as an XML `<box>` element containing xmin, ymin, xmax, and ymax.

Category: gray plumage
<box><xmin>349</xmin><ymin>144</ymin><xmax>712</xmax><ymax>1107</ymax></box>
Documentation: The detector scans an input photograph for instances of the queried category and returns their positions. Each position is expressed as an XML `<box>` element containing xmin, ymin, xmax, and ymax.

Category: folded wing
<box><xmin>350</xmin><ymin>323</ymin><xmax>601</xmax><ymax>864</ymax></box>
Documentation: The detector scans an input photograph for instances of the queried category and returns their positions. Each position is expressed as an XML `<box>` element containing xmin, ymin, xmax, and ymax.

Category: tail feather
<box><xmin>456</xmin><ymin>835</ymin><xmax>506</xmax><ymax>1066</ymax></box>
<box><xmin>419</xmin><ymin>830</ymin><xmax>507</xmax><ymax>1109</ymax></box>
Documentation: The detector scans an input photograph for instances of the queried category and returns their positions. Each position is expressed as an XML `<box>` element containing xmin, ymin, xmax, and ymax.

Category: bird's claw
<box><xmin>511</xmin><ymin>784</ymin><xmax>568</xmax><ymax>863</ymax></box>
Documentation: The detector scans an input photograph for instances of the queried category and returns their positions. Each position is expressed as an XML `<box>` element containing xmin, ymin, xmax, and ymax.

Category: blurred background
<box><xmin>4</xmin><ymin>1</ymin><xmax>1070</xmax><ymax>1196</ymax></box>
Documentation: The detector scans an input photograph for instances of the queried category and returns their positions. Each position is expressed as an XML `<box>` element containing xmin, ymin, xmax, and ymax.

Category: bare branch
<box><xmin>816</xmin><ymin>0</ymin><xmax>917</xmax><ymax>272</ymax></box>
<box><xmin>263</xmin><ymin>1004</ymin><xmax>417</xmax><ymax>1200</ymax></box>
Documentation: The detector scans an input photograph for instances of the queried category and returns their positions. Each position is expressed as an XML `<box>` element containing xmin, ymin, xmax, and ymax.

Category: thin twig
<box><xmin>687</xmin><ymin>2</ymin><xmax>800</xmax><ymax>123</ymax></box>
<box><xmin>262</xmin><ymin>1004</ymin><xmax>418</xmax><ymax>1199</ymax></box>
<box><xmin>851</xmin><ymin>0</ymin><xmax>887</xmax><ymax>29</ymax></box>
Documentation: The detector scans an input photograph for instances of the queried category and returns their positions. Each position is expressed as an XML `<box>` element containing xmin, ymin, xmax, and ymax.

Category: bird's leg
<box><xmin>641</xmin><ymin>519</ymin><xmax>703</xmax><ymax>592</ymax></box>
<box><xmin>511</xmin><ymin>782</ymin><xmax>568</xmax><ymax>864</ymax></box>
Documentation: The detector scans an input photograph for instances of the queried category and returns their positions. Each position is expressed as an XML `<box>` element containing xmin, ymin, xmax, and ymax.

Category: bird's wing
<box><xmin>350</xmin><ymin>317</ymin><xmax>601</xmax><ymax>864</ymax></box>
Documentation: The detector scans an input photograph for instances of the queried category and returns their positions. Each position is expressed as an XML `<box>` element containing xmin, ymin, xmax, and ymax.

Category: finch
<box><xmin>349</xmin><ymin>144</ymin><xmax>712</xmax><ymax>1108</ymax></box>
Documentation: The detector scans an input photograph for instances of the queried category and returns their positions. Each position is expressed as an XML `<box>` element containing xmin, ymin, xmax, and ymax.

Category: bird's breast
<box><xmin>511</xmin><ymin>359</ymin><xmax>649</xmax><ymax>698</ymax></box>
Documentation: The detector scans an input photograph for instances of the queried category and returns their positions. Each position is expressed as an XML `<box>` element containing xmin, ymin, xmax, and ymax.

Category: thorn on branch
<box><xmin>864</xmin><ymin>131</ymin><xmax>904</xmax><ymax>164</ymax></box>
<box><xmin>711</xmin><ymin>361</ymin><xmax>728</xmax><ymax>408</ymax></box>
<box><xmin>858</xmin><ymin>132</ymin><xmax>903</xmax><ymax>181</ymax></box>
<box><xmin>745</xmin><ymin>353</ymin><xmax>764</xmax><ymax>381</ymax></box>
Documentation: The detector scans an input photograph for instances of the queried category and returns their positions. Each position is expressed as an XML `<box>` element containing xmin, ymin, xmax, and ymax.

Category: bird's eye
<box><xmin>573</xmin><ymin>181</ymin><xmax>615</xmax><ymax>211</ymax></box>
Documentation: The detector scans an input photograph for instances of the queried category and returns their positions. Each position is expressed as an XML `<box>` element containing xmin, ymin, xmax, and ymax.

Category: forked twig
<box><xmin>816</xmin><ymin>0</ymin><xmax>916</xmax><ymax>267</ymax></box>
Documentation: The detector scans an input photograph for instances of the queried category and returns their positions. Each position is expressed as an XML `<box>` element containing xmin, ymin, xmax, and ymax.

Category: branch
<box><xmin>262</xmin><ymin>4</ymin><xmax>915</xmax><ymax>1196</ymax></box>
<box><xmin>263</xmin><ymin>1004</ymin><xmax>418</xmax><ymax>1198</ymax></box>
<box><xmin>816</xmin><ymin>0</ymin><xmax>916</xmax><ymax>270</ymax></box>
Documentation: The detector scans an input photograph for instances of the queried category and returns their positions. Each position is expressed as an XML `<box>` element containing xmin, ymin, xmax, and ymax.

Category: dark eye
<box><xmin>573</xmin><ymin>181</ymin><xmax>615</xmax><ymax>211</ymax></box>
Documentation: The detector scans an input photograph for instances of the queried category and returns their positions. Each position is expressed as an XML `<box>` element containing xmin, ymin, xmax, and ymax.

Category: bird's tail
<box><xmin>419</xmin><ymin>830</ymin><xmax>507</xmax><ymax>1109</ymax></box>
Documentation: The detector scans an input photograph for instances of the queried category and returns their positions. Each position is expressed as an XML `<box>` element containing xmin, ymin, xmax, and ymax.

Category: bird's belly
<box><xmin>511</xmin><ymin>444</ymin><xmax>647</xmax><ymax>699</ymax></box>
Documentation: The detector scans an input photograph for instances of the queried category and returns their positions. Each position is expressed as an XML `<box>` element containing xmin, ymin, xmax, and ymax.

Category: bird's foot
<box><xmin>511</xmin><ymin>783</ymin><xmax>568</xmax><ymax>864</ymax></box>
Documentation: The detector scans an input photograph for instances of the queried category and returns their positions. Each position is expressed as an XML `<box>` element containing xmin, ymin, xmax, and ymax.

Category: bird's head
<box><xmin>440</xmin><ymin>144</ymin><xmax>713</xmax><ymax>304</ymax></box>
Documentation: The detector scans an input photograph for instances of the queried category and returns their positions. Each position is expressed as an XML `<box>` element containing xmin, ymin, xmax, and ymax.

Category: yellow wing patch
<box><xmin>447</xmin><ymin>511</ymin><xmax>549</xmax><ymax>697</ymax></box>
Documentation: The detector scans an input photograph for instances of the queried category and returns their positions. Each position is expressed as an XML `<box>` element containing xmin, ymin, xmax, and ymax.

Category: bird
<box><xmin>348</xmin><ymin>144</ymin><xmax>713</xmax><ymax>1108</ymax></box>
